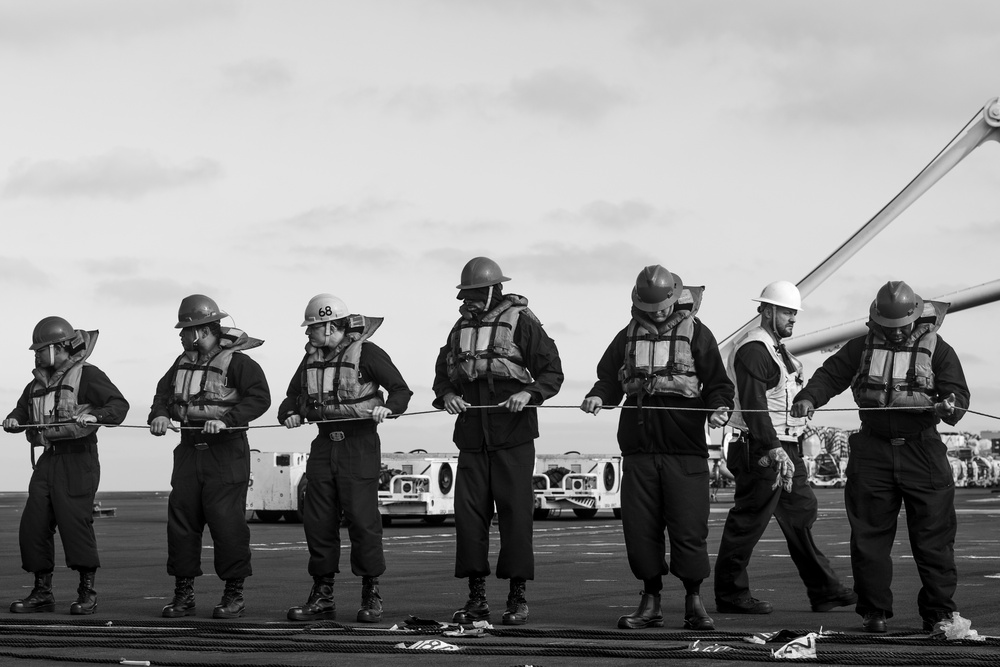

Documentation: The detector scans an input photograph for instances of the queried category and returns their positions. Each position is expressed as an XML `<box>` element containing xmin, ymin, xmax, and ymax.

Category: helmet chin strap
<box><xmin>46</xmin><ymin>344</ymin><xmax>56</xmax><ymax>367</ymax></box>
<box><xmin>486</xmin><ymin>285</ymin><xmax>493</xmax><ymax>311</ymax></box>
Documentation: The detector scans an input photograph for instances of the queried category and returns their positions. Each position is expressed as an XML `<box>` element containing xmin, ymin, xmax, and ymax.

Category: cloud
<box><xmin>270</xmin><ymin>199</ymin><xmax>405</xmax><ymax>231</ymax></box>
<box><xmin>0</xmin><ymin>257</ymin><xmax>51</xmax><ymax>288</ymax></box>
<box><xmin>94</xmin><ymin>277</ymin><xmax>216</xmax><ymax>306</ymax></box>
<box><xmin>286</xmin><ymin>244</ymin><xmax>405</xmax><ymax>265</ymax></box>
<box><xmin>505</xmin><ymin>68</ymin><xmax>630</xmax><ymax>122</ymax></box>
<box><xmin>546</xmin><ymin>199</ymin><xmax>677</xmax><ymax>227</ymax></box>
<box><xmin>80</xmin><ymin>258</ymin><xmax>143</xmax><ymax>276</ymax></box>
<box><xmin>2</xmin><ymin>149</ymin><xmax>223</xmax><ymax>200</ymax></box>
<box><xmin>222</xmin><ymin>58</ymin><xmax>294</xmax><ymax>94</ymax></box>
<box><xmin>0</xmin><ymin>0</ymin><xmax>237</xmax><ymax>47</ymax></box>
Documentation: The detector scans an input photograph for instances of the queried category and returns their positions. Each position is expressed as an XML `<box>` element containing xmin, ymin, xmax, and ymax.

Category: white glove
<box><xmin>759</xmin><ymin>447</ymin><xmax>794</xmax><ymax>492</ymax></box>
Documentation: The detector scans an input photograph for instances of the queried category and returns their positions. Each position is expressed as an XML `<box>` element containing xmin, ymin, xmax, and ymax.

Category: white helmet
<box><xmin>752</xmin><ymin>281</ymin><xmax>802</xmax><ymax>311</ymax></box>
<box><xmin>301</xmin><ymin>293</ymin><xmax>349</xmax><ymax>327</ymax></box>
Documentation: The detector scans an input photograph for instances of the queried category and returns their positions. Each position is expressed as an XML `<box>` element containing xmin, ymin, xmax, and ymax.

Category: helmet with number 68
<box><xmin>301</xmin><ymin>294</ymin><xmax>349</xmax><ymax>327</ymax></box>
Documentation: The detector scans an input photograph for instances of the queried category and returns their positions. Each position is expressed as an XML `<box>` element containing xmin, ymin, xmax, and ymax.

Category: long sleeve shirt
<box><xmin>6</xmin><ymin>364</ymin><xmax>130</xmax><ymax>446</ymax></box>
<box><xmin>585</xmin><ymin>318</ymin><xmax>734</xmax><ymax>457</ymax></box>
<box><xmin>433</xmin><ymin>307</ymin><xmax>564</xmax><ymax>451</ymax></box>
<box><xmin>793</xmin><ymin>334</ymin><xmax>970</xmax><ymax>438</ymax></box>
<box><xmin>277</xmin><ymin>341</ymin><xmax>412</xmax><ymax>432</ymax></box>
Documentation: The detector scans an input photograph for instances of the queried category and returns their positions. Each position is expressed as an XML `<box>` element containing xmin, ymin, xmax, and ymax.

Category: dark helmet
<box><xmin>869</xmin><ymin>281</ymin><xmax>924</xmax><ymax>327</ymax></box>
<box><xmin>29</xmin><ymin>316</ymin><xmax>75</xmax><ymax>350</ymax></box>
<box><xmin>456</xmin><ymin>257</ymin><xmax>511</xmax><ymax>290</ymax></box>
<box><xmin>175</xmin><ymin>294</ymin><xmax>228</xmax><ymax>329</ymax></box>
<box><xmin>631</xmin><ymin>265</ymin><xmax>683</xmax><ymax>313</ymax></box>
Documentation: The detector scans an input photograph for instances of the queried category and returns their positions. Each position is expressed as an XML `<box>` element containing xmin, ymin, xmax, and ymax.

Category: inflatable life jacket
<box><xmin>298</xmin><ymin>314</ymin><xmax>386</xmax><ymax>420</ymax></box>
<box><xmin>851</xmin><ymin>300</ymin><xmax>948</xmax><ymax>410</ymax></box>
<box><xmin>726</xmin><ymin>325</ymin><xmax>806</xmax><ymax>440</ymax></box>
<box><xmin>619</xmin><ymin>286</ymin><xmax>704</xmax><ymax>399</ymax></box>
<box><xmin>446</xmin><ymin>295</ymin><xmax>535</xmax><ymax>385</ymax></box>
<box><xmin>28</xmin><ymin>329</ymin><xmax>100</xmax><ymax>447</ymax></box>
<box><xmin>170</xmin><ymin>327</ymin><xmax>263</xmax><ymax>422</ymax></box>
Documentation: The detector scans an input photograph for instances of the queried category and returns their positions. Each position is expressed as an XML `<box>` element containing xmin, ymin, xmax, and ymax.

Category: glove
<box><xmin>933</xmin><ymin>393</ymin><xmax>956</xmax><ymax>418</ymax></box>
<box><xmin>758</xmin><ymin>447</ymin><xmax>794</xmax><ymax>492</ymax></box>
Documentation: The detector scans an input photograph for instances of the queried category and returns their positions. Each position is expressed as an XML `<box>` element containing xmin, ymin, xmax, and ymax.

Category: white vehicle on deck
<box><xmin>246</xmin><ymin>450</ymin><xmax>308</xmax><ymax>523</ymax></box>
<box><xmin>378</xmin><ymin>450</ymin><xmax>457</xmax><ymax>526</ymax></box>
<box><xmin>532</xmin><ymin>452</ymin><xmax>623</xmax><ymax>520</ymax></box>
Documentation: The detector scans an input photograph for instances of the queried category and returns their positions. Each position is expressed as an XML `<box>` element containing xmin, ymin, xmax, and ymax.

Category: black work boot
<box><xmin>357</xmin><ymin>576</ymin><xmax>383</xmax><ymax>623</ymax></box>
<box><xmin>452</xmin><ymin>576</ymin><xmax>489</xmax><ymax>623</ymax></box>
<box><xmin>162</xmin><ymin>577</ymin><xmax>196</xmax><ymax>618</ymax></box>
<box><xmin>10</xmin><ymin>572</ymin><xmax>55</xmax><ymax>614</ymax></box>
<box><xmin>618</xmin><ymin>591</ymin><xmax>663</xmax><ymax>629</ymax></box>
<box><xmin>287</xmin><ymin>576</ymin><xmax>336</xmax><ymax>621</ymax></box>
<box><xmin>684</xmin><ymin>593</ymin><xmax>715</xmax><ymax>631</ymax></box>
<box><xmin>70</xmin><ymin>570</ymin><xmax>97</xmax><ymax>615</ymax></box>
<box><xmin>213</xmin><ymin>578</ymin><xmax>246</xmax><ymax>619</ymax></box>
<box><xmin>501</xmin><ymin>579</ymin><xmax>529</xmax><ymax>626</ymax></box>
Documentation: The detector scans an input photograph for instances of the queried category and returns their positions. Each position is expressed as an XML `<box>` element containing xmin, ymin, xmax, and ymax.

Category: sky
<box><xmin>2</xmin><ymin>0</ymin><xmax>1000</xmax><ymax>492</ymax></box>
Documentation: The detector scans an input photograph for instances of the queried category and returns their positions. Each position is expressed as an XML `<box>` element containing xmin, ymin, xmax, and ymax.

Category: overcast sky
<box><xmin>2</xmin><ymin>0</ymin><xmax>999</xmax><ymax>492</ymax></box>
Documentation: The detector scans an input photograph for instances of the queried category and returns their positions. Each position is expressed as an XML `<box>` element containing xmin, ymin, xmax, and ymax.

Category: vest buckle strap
<box><xmin>329</xmin><ymin>431</ymin><xmax>346</xmax><ymax>442</ymax></box>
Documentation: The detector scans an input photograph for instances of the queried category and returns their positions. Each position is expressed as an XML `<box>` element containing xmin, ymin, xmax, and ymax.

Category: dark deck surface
<box><xmin>0</xmin><ymin>487</ymin><xmax>998</xmax><ymax>666</ymax></box>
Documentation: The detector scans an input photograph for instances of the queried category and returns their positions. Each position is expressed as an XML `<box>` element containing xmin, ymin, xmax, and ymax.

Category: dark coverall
<box><xmin>149</xmin><ymin>353</ymin><xmax>271</xmax><ymax>581</ymax></box>
<box><xmin>714</xmin><ymin>341</ymin><xmax>845</xmax><ymax>607</ymax></box>
<box><xmin>277</xmin><ymin>342</ymin><xmax>411</xmax><ymax>578</ymax></box>
<box><xmin>6</xmin><ymin>366</ymin><xmax>129</xmax><ymax>573</ymax></box>
<box><xmin>584</xmin><ymin>318</ymin><xmax>734</xmax><ymax>588</ymax></box>
<box><xmin>432</xmin><ymin>302</ymin><xmax>563</xmax><ymax>582</ymax></box>
<box><xmin>793</xmin><ymin>333</ymin><xmax>970</xmax><ymax>624</ymax></box>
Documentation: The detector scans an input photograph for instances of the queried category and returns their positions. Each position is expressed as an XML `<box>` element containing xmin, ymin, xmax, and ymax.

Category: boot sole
<box><xmin>288</xmin><ymin>610</ymin><xmax>336</xmax><ymax>621</ymax></box>
<box><xmin>213</xmin><ymin>610</ymin><xmax>246</xmax><ymax>619</ymax></box>
<box><xmin>617</xmin><ymin>617</ymin><xmax>664</xmax><ymax>629</ymax></box>
<box><xmin>162</xmin><ymin>608</ymin><xmax>197</xmax><ymax>618</ymax></box>
<box><xmin>70</xmin><ymin>605</ymin><xmax>98</xmax><ymax>616</ymax></box>
<box><xmin>10</xmin><ymin>604</ymin><xmax>56</xmax><ymax>614</ymax></box>
<box><xmin>452</xmin><ymin>613</ymin><xmax>490</xmax><ymax>623</ymax></box>
<box><xmin>356</xmin><ymin>612</ymin><xmax>383</xmax><ymax>623</ymax></box>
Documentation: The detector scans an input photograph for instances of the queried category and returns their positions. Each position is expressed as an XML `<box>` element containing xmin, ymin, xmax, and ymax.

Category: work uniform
<box><xmin>277</xmin><ymin>317</ymin><xmax>411</xmax><ymax>579</ymax></box>
<box><xmin>714</xmin><ymin>327</ymin><xmax>846</xmax><ymax>608</ymax></box>
<box><xmin>5</xmin><ymin>331</ymin><xmax>129</xmax><ymax>574</ymax></box>
<box><xmin>584</xmin><ymin>295</ymin><xmax>734</xmax><ymax>587</ymax></box>
<box><xmin>793</xmin><ymin>319</ymin><xmax>969</xmax><ymax>625</ymax></box>
<box><xmin>148</xmin><ymin>329</ymin><xmax>271</xmax><ymax>581</ymax></box>
<box><xmin>432</xmin><ymin>294</ymin><xmax>563</xmax><ymax>582</ymax></box>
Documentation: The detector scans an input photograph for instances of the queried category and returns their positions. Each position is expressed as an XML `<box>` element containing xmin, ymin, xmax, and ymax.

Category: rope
<box><xmin>15</xmin><ymin>401</ymin><xmax>999</xmax><ymax>433</ymax></box>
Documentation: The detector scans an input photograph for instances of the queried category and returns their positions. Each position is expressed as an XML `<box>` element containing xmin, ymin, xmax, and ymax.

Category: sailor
<box><xmin>4</xmin><ymin>316</ymin><xmax>129</xmax><ymax>615</ymax></box>
<box><xmin>581</xmin><ymin>265</ymin><xmax>733</xmax><ymax>631</ymax></box>
<box><xmin>148</xmin><ymin>295</ymin><xmax>271</xmax><ymax>619</ymax></box>
<box><xmin>713</xmin><ymin>281</ymin><xmax>855</xmax><ymax>615</ymax></box>
<box><xmin>433</xmin><ymin>257</ymin><xmax>564</xmax><ymax>626</ymax></box>
<box><xmin>279</xmin><ymin>294</ymin><xmax>411</xmax><ymax>624</ymax></box>
<box><xmin>791</xmin><ymin>281</ymin><xmax>970</xmax><ymax>633</ymax></box>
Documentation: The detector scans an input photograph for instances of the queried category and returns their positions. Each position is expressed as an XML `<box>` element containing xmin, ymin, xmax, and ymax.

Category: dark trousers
<box><xmin>167</xmin><ymin>438</ymin><xmax>252</xmax><ymax>580</ymax></box>
<box><xmin>846</xmin><ymin>428</ymin><xmax>957</xmax><ymax>621</ymax></box>
<box><xmin>302</xmin><ymin>431</ymin><xmax>385</xmax><ymax>578</ymax></box>
<box><xmin>620</xmin><ymin>453</ymin><xmax>711</xmax><ymax>583</ymax></box>
<box><xmin>714</xmin><ymin>438</ymin><xmax>841</xmax><ymax>604</ymax></box>
<box><xmin>20</xmin><ymin>445</ymin><xmax>101</xmax><ymax>573</ymax></box>
<box><xmin>454</xmin><ymin>442</ymin><xmax>535</xmax><ymax>581</ymax></box>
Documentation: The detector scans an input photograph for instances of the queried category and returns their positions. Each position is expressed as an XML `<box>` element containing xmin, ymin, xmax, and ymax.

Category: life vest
<box><xmin>170</xmin><ymin>328</ymin><xmax>263</xmax><ymax>422</ymax></box>
<box><xmin>726</xmin><ymin>325</ymin><xmax>806</xmax><ymax>440</ymax></box>
<box><xmin>28</xmin><ymin>329</ymin><xmax>100</xmax><ymax>447</ymax></box>
<box><xmin>619</xmin><ymin>287</ymin><xmax>703</xmax><ymax>399</ymax></box>
<box><xmin>446</xmin><ymin>295</ymin><xmax>535</xmax><ymax>385</ymax></box>
<box><xmin>851</xmin><ymin>301</ymin><xmax>947</xmax><ymax>409</ymax></box>
<box><xmin>299</xmin><ymin>315</ymin><xmax>387</xmax><ymax>420</ymax></box>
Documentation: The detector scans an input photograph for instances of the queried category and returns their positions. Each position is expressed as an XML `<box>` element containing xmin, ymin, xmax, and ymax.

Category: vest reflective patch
<box><xmin>301</xmin><ymin>338</ymin><xmax>384</xmax><ymax>420</ymax></box>
<box><xmin>447</xmin><ymin>301</ymin><xmax>534</xmax><ymax>385</ymax></box>
<box><xmin>29</xmin><ymin>361</ymin><xmax>98</xmax><ymax>445</ymax></box>
<box><xmin>171</xmin><ymin>348</ymin><xmax>240</xmax><ymax>422</ymax></box>
<box><xmin>726</xmin><ymin>326</ymin><xmax>806</xmax><ymax>437</ymax></box>
<box><xmin>852</xmin><ymin>330</ymin><xmax>937</xmax><ymax>409</ymax></box>
<box><xmin>620</xmin><ymin>315</ymin><xmax>700</xmax><ymax>398</ymax></box>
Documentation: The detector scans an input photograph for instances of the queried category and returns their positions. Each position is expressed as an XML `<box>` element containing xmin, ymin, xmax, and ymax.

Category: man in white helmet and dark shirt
<box><xmin>714</xmin><ymin>281</ymin><xmax>855</xmax><ymax>616</ymax></box>
<box><xmin>278</xmin><ymin>293</ymin><xmax>411</xmax><ymax>625</ymax></box>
